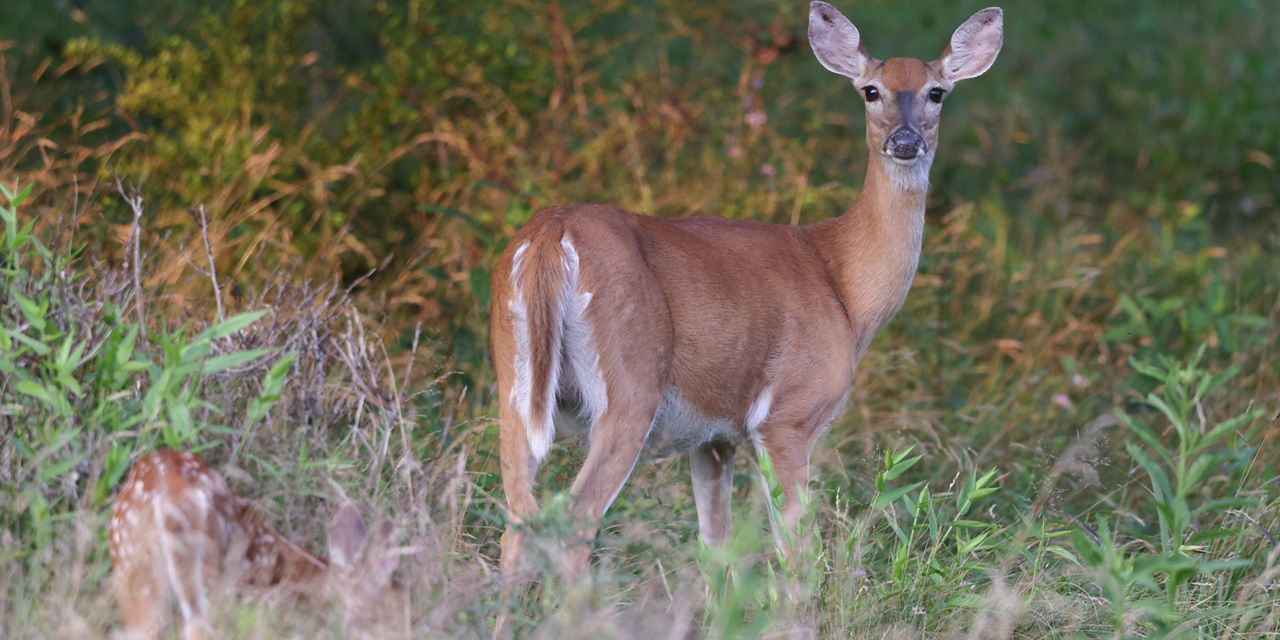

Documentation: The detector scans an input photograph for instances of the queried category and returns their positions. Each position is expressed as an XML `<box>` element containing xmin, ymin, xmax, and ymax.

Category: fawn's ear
<box><xmin>327</xmin><ymin>503</ymin><xmax>367</xmax><ymax>569</ymax></box>
<box><xmin>937</xmin><ymin>7</ymin><xmax>1003</xmax><ymax>82</ymax></box>
<box><xmin>809</xmin><ymin>2</ymin><xmax>877</xmax><ymax>83</ymax></box>
<box><xmin>362</xmin><ymin>518</ymin><xmax>400</xmax><ymax>587</ymax></box>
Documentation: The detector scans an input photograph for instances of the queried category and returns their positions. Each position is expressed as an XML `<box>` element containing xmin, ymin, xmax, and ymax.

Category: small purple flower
<box><xmin>760</xmin><ymin>164</ymin><xmax>777</xmax><ymax>176</ymax></box>
<box><xmin>1051</xmin><ymin>393</ymin><xmax>1073</xmax><ymax>410</ymax></box>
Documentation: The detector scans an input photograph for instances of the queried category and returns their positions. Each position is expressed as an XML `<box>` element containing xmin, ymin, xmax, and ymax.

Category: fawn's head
<box><xmin>808</xmin><ymin>2</ymin><xmax>1003</xmax><ymax>177</ymax></box>
<box><xmin>327</xmin><ymin>504</ymin><xmax>406</xmax><ymax>637</ymax></box>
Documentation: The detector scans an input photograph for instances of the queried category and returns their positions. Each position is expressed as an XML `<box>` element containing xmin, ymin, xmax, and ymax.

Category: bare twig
<box><xmin>114</xmin><ymin>175</ymin><xmax>147</xmax><ymax>350</ymax></box>
<box><xmin>193</xmin><ymin>204</ymin><xmax>226</xmax><ymax>325</ymax></box>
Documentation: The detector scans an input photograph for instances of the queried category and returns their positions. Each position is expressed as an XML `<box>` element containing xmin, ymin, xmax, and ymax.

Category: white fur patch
<box><xmin>643</xmin><ymin>387</ymin><xmax>741</xmax><ymax>460</ymax></box>
<box><xmin>881</xmin><ymin>151</ymin><xmax>933</xmax><ymax>192</ymax></box>
<box><xmin>508</xmin><ymin>237</ymin><xmax>608</xmax><ymax>464</ymax></box>
<box><xmin>559</xmin><ymin>237</ymin><xmax>609</xmax><ymax>428</ymax></box>
<box><xmin>507</xmin><ymin>241</ymin><xmax>556</xmax><ymax>461</ymax></box>
<box><xmin>744</xmin><ymin>387</ymin><xmax>773</xmax><ymax>432</ymax></box>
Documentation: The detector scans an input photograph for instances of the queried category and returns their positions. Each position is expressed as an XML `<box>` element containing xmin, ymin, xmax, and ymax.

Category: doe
<box><xmin>489</xmin><ymin>2</ymin><xmax>1004</xmax><ymax>580</ymax></box>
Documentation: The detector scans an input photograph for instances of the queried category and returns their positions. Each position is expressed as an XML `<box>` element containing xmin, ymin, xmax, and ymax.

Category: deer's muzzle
<box><xmin>884</xmin><ymin>128</ymin><xmax>926</xmax><ymax>161</ymax></box>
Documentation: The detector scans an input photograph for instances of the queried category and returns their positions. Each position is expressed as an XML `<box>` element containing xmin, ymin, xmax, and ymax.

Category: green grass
<box><xmin>2</xmin><ymin>173</ymin><xmax>1278</xmax><ymax>637</ymax></box>
<box><xmin>2</xmin><ymin>0</ymin><xmax>1280</xmax><ymax>637</ymax></box>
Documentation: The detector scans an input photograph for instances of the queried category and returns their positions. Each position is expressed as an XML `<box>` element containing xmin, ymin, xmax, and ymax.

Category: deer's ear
<box><xmin>809</xmin><ymin>2</ymin><xmax>875</xmax><ymax>82</ymax></box>
<box><xmin>938</xmin><ymin>7</ymin><xmax>1003</xmax><ymax>82</ymax></box>
<box><xmin>327</xmin><ymin>503</ymin><xmax>367</xmax><ymax>569</ymax></box>
<box><xmin>363</xmin><ymin>519</ymin><xmax>400</xmax><ymax>587</ymax></box>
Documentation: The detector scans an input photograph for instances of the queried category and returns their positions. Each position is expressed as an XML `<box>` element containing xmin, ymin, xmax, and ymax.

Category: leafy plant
<box><xmin>0</xmin><ymin>183</ymin><xmax>294</xmax><ymax>565</ymax></box>
<box><xmin>1119</xmin><ymin>346</ymin><xmax>1261</xmax><ymax>560</ymax></box>
<box><xmin>1073</xmin><ymin>347</ymin><xmax>1262</xmax><ymax>637</ymax></box>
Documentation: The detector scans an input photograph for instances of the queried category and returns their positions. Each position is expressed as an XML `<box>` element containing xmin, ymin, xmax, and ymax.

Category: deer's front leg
<box><xmin>114</xmin><ymin>554</ymin><xmax>167</xmax><ymax>640</ymax></box>
<box><xmin>754</xmin><ymin>422</ymin><xmax>817</xmax><ymax>557</ymax></box>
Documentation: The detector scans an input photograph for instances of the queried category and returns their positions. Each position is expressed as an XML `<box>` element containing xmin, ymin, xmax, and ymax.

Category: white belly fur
<box><xmin>551</xmin><ymin>386</ymin><xmax>746</xmax><ymax>461</ymax></box>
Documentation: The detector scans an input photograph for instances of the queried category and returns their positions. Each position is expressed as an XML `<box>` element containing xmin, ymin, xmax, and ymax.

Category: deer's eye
<box><xmin>928</xmin><ymin>87</ymin><xmax>945</xmax><ymax>104</ymax></box>
<box><xmin>861</xmin><ymin>86</ymin><xmax>880</xmax><ymax>102</ymax></box>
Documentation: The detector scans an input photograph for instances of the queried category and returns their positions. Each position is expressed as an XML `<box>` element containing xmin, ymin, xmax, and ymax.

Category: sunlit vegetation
<box><xmin>2</xmin><ymin>1</ymin><xmax>1278</xmax><ymax>637</ymax></box>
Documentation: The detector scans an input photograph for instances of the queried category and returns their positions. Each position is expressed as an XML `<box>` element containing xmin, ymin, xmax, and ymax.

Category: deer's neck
<box><xmin>807</xmin><ymin>153</ymin><xmax>930</xmax><ymax>357</ymax></box>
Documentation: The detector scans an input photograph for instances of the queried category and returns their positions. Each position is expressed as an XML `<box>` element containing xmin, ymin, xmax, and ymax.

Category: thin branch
<box><xmin>193</xmin><ymin>204</ymin><xmax>226</xmax><ymax>324</ymax></box>
<box><xmin>114</xmin><ymin>175</ymin><xmax>147</xmax><ymax>349</ymax></box>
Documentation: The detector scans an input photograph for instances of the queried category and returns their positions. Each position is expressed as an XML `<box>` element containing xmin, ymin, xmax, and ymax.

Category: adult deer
<box><xmin>490</xmin><ymin>2</ymin><xmax>1003</xmax><ymax>581</ymax></box>
<box><xmin>108</xmin><ymin>450</ymin><xmax>404</xmax><ymax>639</ymax></box>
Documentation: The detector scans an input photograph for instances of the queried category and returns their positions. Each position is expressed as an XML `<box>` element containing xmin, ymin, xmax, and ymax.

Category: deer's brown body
<box><xmin>490</xmin><ymin>2</ymin><xmax>1004</xmax><ymax>581</ymax></box>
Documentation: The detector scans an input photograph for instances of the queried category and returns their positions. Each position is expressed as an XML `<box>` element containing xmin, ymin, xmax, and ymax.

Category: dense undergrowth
<box><xmin>2</xmin><ymin>0</ymin><xmax>1279</xmax><ymax>638</ymax></box>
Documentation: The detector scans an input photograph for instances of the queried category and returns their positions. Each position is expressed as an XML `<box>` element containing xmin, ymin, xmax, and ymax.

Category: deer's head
<box><xmin>809</xmin><ymin>2</ymin><xmax>1003</xmax><ymax>182</ymax></box>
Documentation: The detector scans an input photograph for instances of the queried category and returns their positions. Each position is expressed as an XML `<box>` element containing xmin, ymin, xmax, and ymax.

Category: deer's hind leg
<box><xmin>113</xmin><ymin>547</ymin><xmax>168</xmax><ymax>640</ymax></box>
<box><xmin>158</xmin><ymin>500</ymin><xmax>215</xmax><ymax>640</ymax></box>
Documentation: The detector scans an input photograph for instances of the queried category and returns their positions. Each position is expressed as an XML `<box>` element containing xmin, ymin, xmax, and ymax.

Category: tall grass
<box><xmin>2</xmin><ymin>170</ymin><xmax>1277</xmax><ymax>637</ymax></box>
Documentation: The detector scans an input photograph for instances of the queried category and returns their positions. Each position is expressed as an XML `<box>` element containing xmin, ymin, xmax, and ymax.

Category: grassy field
<box><xmin>2</xmin><ymin>0</ymin><xmax>1279</xmax><ymax>638</ymax></box>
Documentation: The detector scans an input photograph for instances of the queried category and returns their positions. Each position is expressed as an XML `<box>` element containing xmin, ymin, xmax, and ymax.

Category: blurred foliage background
<box><xmin>4</xmin><ymin>0</ymin><xmax>1276</xmax><ymax>391</ymax></box>
<box><xmin>3</xmin><ymin>0</ymin><xmax>1279</xmax><ymax>516</ymax></box>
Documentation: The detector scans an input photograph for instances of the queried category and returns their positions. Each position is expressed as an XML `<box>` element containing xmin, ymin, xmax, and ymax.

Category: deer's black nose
<box><xmin>885</xmin><ymin>129</ymin><xmax>926</xmax><ymax>159</ymax></box>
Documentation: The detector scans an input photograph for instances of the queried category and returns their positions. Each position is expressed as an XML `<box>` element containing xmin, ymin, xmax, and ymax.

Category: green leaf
<box><xmin>967</xmin><ymin>487</ymin><xmax>999</xmax><ymax>501</ymax></box>
<box><xmin>194</xmin><ymin>310</ymin><xmax>268</xmax><ymax>342</ymax></box>
<box><xmin>16</xmin><ymin>293</ymin><xmax>47</xmax><ymax>331</ymax></box>
<box><xmin>168</xmin><ymin>403</ymin><xmax>194</xmax><ymax>439</ymax></box>
<box><xmin>873</xmin><ymin>481</ymin><xmax>924</xmax><ymax>511</ymax></box>
<box><xmin>1197</xmin><ymin>365</ymin><xmax>1237</xmax><ymax>401</ymax></box>
<box><xmin>40</xmin><ymin>451</ymin><xmax>87</xmax><ymax>483</ymax></box>
<box><xmin>1047</xmin><ymin>545</ymin><xmax>1080</xmax><ymax>565</ymax></box>
<box><xmin>1186</xmin><ymin>526</ymin><xmax>1247</xmax><ymax>545</ymax></box>
<box><xmin>947</xmin><ymin>593</ymin><xmax>988</xmax><ymax>609</ymax></box>
<box><xmin>1117</xmin><ymin>409</ymin><xmax>1172</xmax><ymax>467</ymax></box>
<box><xmin>15</xmin><ymin>380</ymin><xmax>54</xmax><ymax>405</ymax></box>
<box><xmin>1126</xmin><ymin>443</ymin><xmax>1172</xmax><ymax>503</ymax></box>
<box><xmin>1119</xmin><ymin>295</ymin><xmax>1150</xmax><ymax>330</ymax></box>
<box><xmin>7</xmin><ymin>329</ymin><xmax>52</xmax><ymax>356</ymax></box>
<box><xmin>1199</xmin><ymin>410</ymin><xmax>1262</xmax><ymax>451</ymax></box>
<box><xmin>247</xmin><ymin>352</ymin><xmax>295</xmax><ymax>423</ymax></box>
<box><xmin>1144</xmin><ymin>393</ymin><xmax>1185</xmax><ymax>432</ymax></box>
<box><xmin>883</xmin><ymin>454</ymin><xmax>922</xmax><ymax>481</ymax></box>
<box><xmin>958</xmin><ymin>531</ymin><xmax>992</xmax><ymax>555</ymax></box>
<box><xmin>201</xmin><ymin>348</ymin><xmax>273</xmax><ymax>374</ymax></box>
<box><xmin>1184</xmin><ymin>455</ymin><xmax>1215</xmax><ymax>489</ymax></box>
<box><xmin>179</xmin><ymin>340</ymin><xmax>213</xmax><ymax>362</ymax></box>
